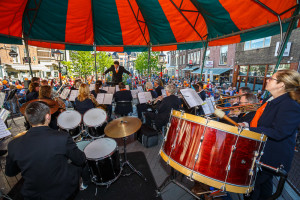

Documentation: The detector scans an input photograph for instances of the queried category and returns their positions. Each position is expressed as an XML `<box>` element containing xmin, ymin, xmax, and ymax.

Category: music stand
<box><xmin>5</xmin><ymin>89</ymin><xmax>19</xmax><ymax>128</ymax></box>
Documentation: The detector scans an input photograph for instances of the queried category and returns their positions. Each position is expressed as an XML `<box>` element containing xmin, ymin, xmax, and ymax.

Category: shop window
<box><xmin>239</xmin><ymin>66</ymin><xmax>248</xmax><ymax>75</ymax></box>
<box><xmin>183</xmin><ymin>55</ymin><xmax>186</xmax><ymax>64</ymax></box>
<box><xmin>11</xmin><ymin>46</ymin><xmax>20</xmax><ymax>63</ymax></box>
<box><xmin>267</xmin><ymin>64</ymin><xmax>290</xmax><ymax>76</ymax></box>
<box><xmin>244</xmin><ymin>37</ymin><xmax>271</xmax><ymax>50</ymax></box>
<box><xmin>249</xmin><ymin>65</ymin><xmax>266</xmax><ymax>77</ymax></box>
<box><xmin>205</xmin><ymin>50</ymin><xmax>210</xmax><ymax>62</ymax></box>
<box><xmin>219</xmin><ymin>46</ymin><xmax>228</xmax><ymax>65</ymax></box>
<box><xmin>197</xmin><ymin>51</ymin><xmax>200</xmax><ymax>64</ymax></box>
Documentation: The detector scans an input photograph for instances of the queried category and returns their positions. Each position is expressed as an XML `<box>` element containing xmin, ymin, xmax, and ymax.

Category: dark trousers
<box><xmin>136</xmin><ymin>103</ymin><xmax>148</xmax><ymax>119</ymax></box>
<box><xmin>247</xmin><ymin>170</ymin><xmax>273</xmax><ymax>200</ymax></box>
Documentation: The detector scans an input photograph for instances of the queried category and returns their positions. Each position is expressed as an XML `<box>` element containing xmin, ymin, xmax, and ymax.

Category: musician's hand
<box><xmin>157</xmin><ymin>96</ymin><xmax>163</xmax><ymax>101</ymax></box>
<box><xmin>238</xmin><ymin>122</ymin><xmax>246</xmax><ymax>127</ymax></box>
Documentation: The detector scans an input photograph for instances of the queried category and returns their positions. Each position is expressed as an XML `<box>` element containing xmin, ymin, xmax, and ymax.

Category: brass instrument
<box><xmin>53</xmin><ymin>97</ymin><xmax>66</xmax><ymax>112</ymax></box>
<box><xmin>215</xmin><ymin>103</ymin><xmax>261</xmax><ymax>113</ymax></box>
<box><xmin>89</xmin><ymin>94</ymin><xmax>107</xmax><ymax>111</ymax></box>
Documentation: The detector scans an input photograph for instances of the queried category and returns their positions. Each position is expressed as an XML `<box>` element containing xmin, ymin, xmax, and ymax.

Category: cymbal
<box><xmin>20</xmin><ymin>99</ymin><xmax>59</xmax><ymax>115</ymax></box>
<box><xmin>105</xmin><ymin>117</ymin><xmax>142</xmax><ymax>138</ymax></box>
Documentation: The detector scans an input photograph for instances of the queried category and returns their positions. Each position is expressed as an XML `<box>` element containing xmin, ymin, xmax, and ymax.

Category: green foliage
<box><xmin>95</xmin><ymin>51</ymin><xmax>114</xmax><ymax>73</ymax></box>
<box><xmin>134</xmin><ymin>51</ymin><xmax>159</xmax><ymax>75</ymax></box>
<box><xmin>70</xmin><ymin>51</ymin><xmax>94</xmax><ymax>78</ymax></box>
<box><xmin>61</xmin><ymin>61</ymin><xmax>73</xmax><ymax>76</ymax></box>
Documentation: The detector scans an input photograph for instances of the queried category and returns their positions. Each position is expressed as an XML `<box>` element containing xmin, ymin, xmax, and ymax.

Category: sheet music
<box><xmin>126</xmin><ymin>85</ymin><xmax>130</xmax><ymax>90</ymax></box>
<box><xmin>180</xmin><ymin>88</ymin><xmax>203</xmax><ymax>108</ymax></box>
<box><xmin>144</xmin><ymin>92</ymin><xmax>153</xmax><ymax>102</ymax></box>
<box><xmin>102</xmin><ymin>87</ymin><xmax>109</xmax><ymax>92</ymax></box>
<box><xmin>89</xmin><ymin>84</ymin><xmax>95</xmax><ymax>91</ymax></box>
<box><xmin>137</xmin><ymin>86</ymin><xmax>143</xmax><ymax>92</ymax></box>
<box><xmin>0</xmin><ymin>118</ymin><xmax>11</xmax><ymax>139</ymax></box>
<box><xmin>161</xmin><ymin>89</ymin><xmax>167</xmax><ymax>97</ymax></box>
<box><xmin>0</xmin><ymin>108</ymin><xmax>10</xmax><ymax>121</ymax></box>
<box><xmin>108</xmin><ymin>87</ymin><xmax>115</xmax><ymax>94</ymax></box>
<box><xmin>131</xmin><ymin>90</ymin><xmax>139</xmax><ymax>98</ymax></box>
<box><xmin>68</xmin><ymin>90</ymin><xmax>79</xmax><ymax>101</ymax></box>
<box><xmin>137</xmin><ymin>92</ymin><xmax>152</xmax><ymax>104</ymax></box>
<box><xmin>202</xmin><ymin>97</ymin><xmax>215</xmax><ymax>115</ymax></box>
<box><xmin>96</xmin><ymin>93</ymin><xmax>105</xmax><ymax>104</ymax></box>
<box><xmin>60</xmin><ymin>88</ymin><xmax>70</xmax><ymax>99</ymax></box>
<box><xmin>0</xmin><ymin>92</ymin><xmax>5</xmax><ymax>107</ymax></box>
<box><xmin>115</xmin><ymin>85</ymin><xmax>120</xmax><ymax>92</ymax></box>
<box><xmin>103</xmin><ymin>94</ymin><xmax>113</xmax><ymax>104</ymax></box>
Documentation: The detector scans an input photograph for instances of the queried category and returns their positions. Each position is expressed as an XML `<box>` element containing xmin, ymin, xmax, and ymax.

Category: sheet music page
<box><xmin>144</xmin><ymin>92</ymin><xmax>153</xmax><ymax>102</ymax></box>
<box><xmin>60</xmin><ymin>88</ymin><xmax>70</xmax><ymax>99</ymax></box>
<box><xmin>108</xmin><ymin>87</ymin><xmax>115</xmax><ymax>94</ymax></box>
<box><xmin>137</xmin><ymin>86</ymin><xmax>143</xmax><ymax>92</ymax></box>
<box><xmin>131</xmin><ymin>90</ymin><xmax>139</xmax><ymax>98</ymax></box>
<box><xmin>180</xmin><ymin>88</ymin><xmax>203</xmax><ymax>108</ymax></box>
<box><xmin>137</xmin><ymin>92</ymin><xmax>147</xmax><ymax>104</ymax></box>
<box><xmin>89</xmin><ymin>84</ymin><xmax>95</xmax><ymax>91</ymax></box>
<box><xmin>103</xmin><ymin>94</ymin><xmax>113</xmax><ymax>105</ymax></box>
<box><xmin>0</xmin><ymin>118</ymin><xmax>11</xmax><ymax>139</ymax></box>
<box><xmin>102</xmin><ymin>87</ymin><xmax>109</xmax><ymax>92</ymax></box>
<box><xmin>96</xmin><ymin>93</ymin><xmax>105</xmax><ymax>104</ymax></box>
<box><xmin>161</xmin><ymin>89</ymin><xmax>167</xmax><ymax>97</ymax></box>
<box><xmin>68</xmin><ymin>90</ymin><xmax>79</xmax><ymax>101</ymax></box>
<box><xmin>207</xmin><ymin>97</ymin><xmax>215</xmax><ymax>113</ymax></box>
<box><xmin>0</xmin><ymin>108</ymin><xmax>10</xmax><ymax>121</ymax></box>
<box><xmin>0</xmin><ymin>92</ymin><xmax>5</xmax><ymax>107</ymax></box>
<box><xmin>126</xmin><ymin>85</ymin><xmax>130</xmax><ymax>90</ymax></box>
<box><xmin>115</xmin><ymin>85</ymin><xmax>120</xmax><ymax>92</ymax></box>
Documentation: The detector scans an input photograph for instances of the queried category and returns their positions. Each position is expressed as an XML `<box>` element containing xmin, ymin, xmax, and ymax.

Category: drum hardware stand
<box><xmin>121</xmin><ymin>136</ymin><xmax>147</xmax><ymax>181</ymax></box>
<box><xmin>156</xmin><ymin>168</ymin><xmax>201</xmax><ymax>200</ymax></box>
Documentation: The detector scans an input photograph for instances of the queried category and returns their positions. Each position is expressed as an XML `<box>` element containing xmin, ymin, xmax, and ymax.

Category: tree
<box><xmin>70</xmin><ymin>51</ymin><xmax>94</xmax><ymax>79</ymax></box>
<box><xmin>95</xmin><ymin>51</ymin><xmax>114</xmax><ymax>74</ymax></box>
<box><xmin>61</xmin><ymin>61</ymin><xmax>73</xmax><ymax>76</ymax></box>
<box><xmin>134</xmin><ymin>51</ymin><xmax>159</xmax><ymax>75</ymax></box>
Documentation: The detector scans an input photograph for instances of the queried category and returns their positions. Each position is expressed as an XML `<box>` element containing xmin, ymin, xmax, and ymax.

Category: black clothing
<box><xmin>145</xmin><ymin>95</ymin><xmax>181</xmax><ymax>130</ymax></box>
<box><xmin>231</xmin><ymin>111</ymin><xmax>256</xmax><ymax>123</ymax></box>
<box><xmin>155</xmin><ymin>85</ymin><xmax>164</xmax><ymax>96</ymax></box>
<box><xmin>5</xmin><ymin>126</ymin><xmax>86</xmax><ymax>199</ymax></box>
<box><xmin>114</xmin><ymin>90</ymin><xmax>133</xmax><ymax>102</ymax></box>
<box><xmin>26</xmin><ymin>91</ymin><xmax>38</xmax><ymax>102</ymax></box>
<box><xmin>114</xmin><ymin>90</ymin><xmax>133</xmax><ymax>115</ymax></box>
<box><xmin>74</xmin><ymin>98</ymin><xmax>94</xmax><ymax>115</ymax></box>
<box><xmin>198</xmin><ymin>90</ymin><xmax>206</xmax><ymax>101</ymax></box>
<box><xmin>104</xmin><ymin>65</ymin><xmax>130</xmax><ymax>85</ymax></box>
<box><xmin>136</xmin><ymin>90</ymin><xmax>158</xmax><ymax>119</ymax></box>
<box><xmin>91</xmin><ymin>89</ymin><xmax>107</xmax><ymax>98</ymax></box>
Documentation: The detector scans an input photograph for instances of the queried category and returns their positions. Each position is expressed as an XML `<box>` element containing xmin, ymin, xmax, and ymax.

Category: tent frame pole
<box><xmin>24</xmin><ymin>37</ymin><xmax>33</xmax><ymax>78</ymax></box>
<box><xmin>94</xmin><ymin>44</ymin><xmax>98</xmax><ymax>80</ymax></box>
<box><xmin>148</xmin><ymin>46</ymin><xmax>151</xmax><ymax>80</ymax></box>
<box><xmin>199</xmin><ymin>38</ymin><xmax>208</xmax><ymax>81</ymax></box>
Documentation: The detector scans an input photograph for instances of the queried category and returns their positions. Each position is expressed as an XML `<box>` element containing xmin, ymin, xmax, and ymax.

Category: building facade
<box><xmin>233</xmin><ymin>28</ymin><xmax>300</xmax><ymax>91</ymax></box>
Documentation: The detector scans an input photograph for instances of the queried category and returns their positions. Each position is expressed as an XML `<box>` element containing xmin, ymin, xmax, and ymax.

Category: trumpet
<box><xmin>215</xmin><ymin>103</ymin><xmax>261</xmax><ymax>113</ymax></box>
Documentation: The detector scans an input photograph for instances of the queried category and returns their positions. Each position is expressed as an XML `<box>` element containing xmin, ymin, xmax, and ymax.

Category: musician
<box><xmin>40</xmin><ymin>79</ymin><xmax>48</xmax><ymax>86</ymax></box>
<box><xmin>238</xmin><ymin>86</ymin><xmax>251</xmax><ymax>95</ymax></box>
<box><xmin>196</xmin><ymin>82</ymin><xmax>206</xmax><ymax>101</ymax></box>
<box><xmin>71</xmin><ymin>79</ymin><xmax>82</xmax><ymax>90</ymax></box>
<box><xmin>91</xmin><ymin>80</ymin><xmax>107</xmax><ymax>98</ymax></box>
<box><xmin>144</xmin><ymin>84</ymin><xmax>181</xmax><ymax>131</ymax></box>
<box><xmin>240</xmin><ymin>70</ymin><xmax>300</xmax><ymax>200</ymax></box>
<box><xmin>114</xmin><ymin>82</ymin><xmax>133</xmax><ymax>116</ymax></box>
<box><xmin>5</xmin><ymin>101</ymin><xmax>87</xmax><ymax>199</ymax></box>
<box><xmin>136</xmin><ymin>82</ymin><xmax>158</xmax><ymax>119</ymax></box>
<box><xmin>74</xmin><ymin>83</ymin><xmax>95</xmax><ymax>115</ymax></box>
<box><xmin>26</xmin><ymin>82</ymin><xmax>39</xmax><ymax>102</ymax></box>
<box><xmin>154</xmin><ymin>80</ymin><xmax>164</xmax><ymax>96</ymax></box>
<box><xmin>103</xmin><ymin>61</ymin><xmax>131</xmax><ymax>85</ymax></box>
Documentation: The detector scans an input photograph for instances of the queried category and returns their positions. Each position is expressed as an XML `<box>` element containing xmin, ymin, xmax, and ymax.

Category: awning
<box><xmin>192</xmin><ymin>68</ymin><xmax>232</xmax><ymax>75</ymax></box>
<box><xmin>182</xmin><ymin>66</ymin><xmax>199</xmax><ymax>71</ymax></box>
<box><xmin>10</xmin><ymin>65</ymin><xmax>50</xmax><ymax>72</ymax></box>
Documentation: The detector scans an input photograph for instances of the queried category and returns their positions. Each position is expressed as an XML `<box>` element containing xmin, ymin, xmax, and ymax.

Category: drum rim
<box><xmin>57</xmin><ymin>110</ymin><xmax>82</xmax><ymax>130</ymax></box>
<box><xmin>160</xmin><ymin>149</ymin><xmax>254</xmax><ymax>194</ymax></box>
<box><xmin>83</xmin><ymin>108</ymin><xmax>107</xmax><ymax>127</ymax></box>
<box><xmin>84</xmin><ymin>138</ymin><xmax>118</xmax><ymax>160</ymax></box>
<box><xmin>171</xmin><ymin>110</ymin><xmax>267</xmax><ymax>142</ymax></box>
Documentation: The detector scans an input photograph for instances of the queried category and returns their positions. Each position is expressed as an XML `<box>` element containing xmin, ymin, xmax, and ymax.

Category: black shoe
<box><xmin>0</xmin><ymin>150</ymin><xmax>8</xmax><ymax>156</ymax></box>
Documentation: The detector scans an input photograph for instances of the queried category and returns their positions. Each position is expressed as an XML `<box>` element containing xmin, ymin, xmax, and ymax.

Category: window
<box><xmin>267</xmin><ymin>64</ymin><xmax>290</xmax><ymax>76</ymax></box>
<box><xmin>197</xmin><ymin>51</ymin><xmax>200</xmax><ymax>63</ymax></box>
<box><xmin>219</xmin><ymin>46</ymin><xmax>228</xmax><ymax>65</ymax></box>
<box><xmin>11</xmin><ymin>46</ymin><xmax>20</xmax><ymax>63</ymax></box>
<box><xmin>205</xmin><ymin>50</ymin><xmax>210</xmax><ymax>62</ymax></box>
<box><xmin>183</xmin><ymin>55</ymin><xmax>186</xmax><ymax>64</ymax></box>
<box><xmin>244</xmin><ymin>36</ymin><xmax>271</xmax><ymax>50</ymax></box>
<box><xmin>120</xmin><ymin>58</ymin><xmax>123</xmax><ymax>60</ymax></box>
<box><xmin>194</xmin><ymin>52</ymin><xmax>197</xmax><ymax>63</ymax></box>
<box><xmin>239</xmin><ymin>66</ymin><xmax>248</xmax><ymax>76</ymax></box>
<box><xmin>188</xmin><ymin>54</ymin><xmax>191</xmax><ymax>62</ymax></box>
<box><xmin>249</xmin><ymin>65</ymin><xmax>266</xmax><ymax>76</ymax></box>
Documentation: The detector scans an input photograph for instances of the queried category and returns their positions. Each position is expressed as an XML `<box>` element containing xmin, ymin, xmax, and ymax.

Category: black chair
<box><xmin>114</xmin><ymin>101</ymin><xmax>133</xmax><ymax>117</ymax></box>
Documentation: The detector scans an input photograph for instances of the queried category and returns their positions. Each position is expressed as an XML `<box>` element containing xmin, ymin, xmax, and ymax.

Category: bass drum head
<box><xmin>76</xmin><ymin>140</ymin><xmax>91</xmax><ymax>152</ymax></box>
<box><xmin>84</xmin><ymin>138</ymin><xmax>117</xmax><ymax>160</ymax></box>
<box><xmin>83</xmin><ymin>108</ymin><xmax>107</xmax><ymax>127</ymax></box>
<box><xmin>57</xmin><ymin>110</ymin><xmax>82</xmax><ymax>130</ymax></box>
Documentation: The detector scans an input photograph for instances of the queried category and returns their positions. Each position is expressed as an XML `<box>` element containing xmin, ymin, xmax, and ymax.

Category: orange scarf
<box><xmin>120</xmin><ymin>89</ymin><xmax>127</xmax><ymax>91</ymax></box>
<box><xmin>250</xmin><ymin>102</ymin><xmax>268</xmax><ymax>128</ymax></box>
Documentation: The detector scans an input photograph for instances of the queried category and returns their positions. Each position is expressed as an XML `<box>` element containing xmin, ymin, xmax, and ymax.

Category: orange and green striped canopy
<box><xmin>0</xmin><ymin>0</ymin><xmax>299</xmax><ymax>51</ymax></box>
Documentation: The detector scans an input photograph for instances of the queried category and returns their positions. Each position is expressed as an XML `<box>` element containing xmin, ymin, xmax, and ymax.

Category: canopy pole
<box><xmin>94</xmin><ymin>44</ymin><xmax>98</xmax><ymax>80</ymax></box>
<box><xmin>24</xmin><ymin>37</ymin><xmax>33</xmax><ymax>78</ymax></box>
<box><xmin>147</xmin><ymin>46</ymin><xmax>151</xmax><ymax>80</ymax></box>
<box><xmin>200</xmin><ymin>39</ymin><xmax>208</xmax><ymax>82</ymax></box>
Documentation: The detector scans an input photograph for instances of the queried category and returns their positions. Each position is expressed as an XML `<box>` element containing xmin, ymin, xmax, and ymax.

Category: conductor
<box><xmin>103</xmin><ymin>61</ymin><xmax>131</xmax><ymax>86</ymax></box>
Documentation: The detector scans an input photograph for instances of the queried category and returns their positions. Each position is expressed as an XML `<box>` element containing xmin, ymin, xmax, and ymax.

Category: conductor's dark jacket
<box><xmin>5</xmin><ymin>126</ymin><xmax>86</xmax><ymax>199</ymax></box>
<box><xmin>104</xmin><ymin>65</ymin><xmax>130</xmax><ymax>84</ymax></box>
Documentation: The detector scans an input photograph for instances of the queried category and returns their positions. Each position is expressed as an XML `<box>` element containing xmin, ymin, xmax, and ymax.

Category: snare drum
<box><xmin>57</xmin><ymin>110</ymin><xmax>82</xmax><ymax>138</ymax></box>
<box><xmin>83</xmin><ymin>108</ymin><xmax>107</xmax><ymax>138</ymax></box>
<box><xmin>84</xmin><ymin>138</ymin><xmax>121</xmax><ymax>185</ymax></box>
<box><xmin>76</xmin><ymin>140</ymin><xmax>91</xmax><ymax>152</ymax></box>
<box><xmin>160</xmin><ymin>110</ymin><xmax>267</xmax><ymax>194</ymax></box>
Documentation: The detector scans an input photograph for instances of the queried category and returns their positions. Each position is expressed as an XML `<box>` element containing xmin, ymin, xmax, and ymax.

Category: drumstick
<box><xmin>214</xmin><ymin>109</ymin><xmax>240</xmax><ymax>127</ymax></box>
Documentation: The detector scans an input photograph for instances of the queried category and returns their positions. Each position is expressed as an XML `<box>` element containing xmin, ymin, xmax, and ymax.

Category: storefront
<box><xmin>182</xmin><ymin>66</ymin><xmax>199</xmax><ymax>78</ymax></box>
<box><xmin>192</xmin><ymin>68</ymin><xmax>232</xmax><ymax>83</ymax></box>
<box><xmin>233</xmin><ymin>64</ymin><xmax>291</xmax><ymax>91</ymax></box>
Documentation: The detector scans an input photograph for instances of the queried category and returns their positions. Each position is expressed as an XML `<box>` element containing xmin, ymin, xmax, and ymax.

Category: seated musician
<box><xmin>239</xmin><ymin>70</ymin><xmax>300</xmax><ymax>200</ymax></box>
<box><xmin>91</xmin><ymin>80</ymin><xmax>107</xmax><ymax>98</ymax></box>
<box><xmin>228</xmin><ymin>93</ymin><xmax>258</xmax><ymax>123</ymax></box>
<box><xmin>71</xmin><ymin>79</ymin><xmax>82</xmax><ymax>90</ymax></box>
<box><xmin>5</xmin><ymin>101</ymin><xmax>87</xmax><ymax>199</ymax></box>
<box><xmin>154</xmin><ymin>80</ymin><xmax>164</xmax><ymax>97</ymax></box>
<box><xmin>74</xmin><ymin>83</ymin><xmax>95</xmax><ymax>115</ymax></box>
<box><xmin>114</xmin><ymin>82</ymin><xmax>133</xmax><ymax>116</ymax></box>
<box><xmin>144</xmin><ymin>84</ymin><xmax>181</xmax><ymax>131</ymax></box>
<box><xmin>136</xmin><ymin>82</ymin><xmax>158</xmax><ymax>119</ymax></box>
<box><xmin>26</xmin><ymin>82</ymin><xmax>39</xmax><ymax>102</ymax></box>
<box><xmin>40</xmin><ymin>79</ymin><xmax>48</xmax><ymax>86</ymax></box>
<box><xmin>196</xmin><ymin>82</ymin><xmax>206</xmax><ymax>101</ymax></box>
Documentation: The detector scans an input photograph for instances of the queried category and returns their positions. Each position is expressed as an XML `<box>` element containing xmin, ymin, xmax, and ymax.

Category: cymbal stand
<box><xmin>121</xmin><ymin>136</ymin><xmax>147</xmax><ymax>181</ymax></box>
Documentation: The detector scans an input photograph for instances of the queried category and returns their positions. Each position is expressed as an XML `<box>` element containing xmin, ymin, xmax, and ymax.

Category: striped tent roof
<box><xmin>0</xmin><ymin>0</ymin><xmax>299</xmax><ymax>52</ymax></box>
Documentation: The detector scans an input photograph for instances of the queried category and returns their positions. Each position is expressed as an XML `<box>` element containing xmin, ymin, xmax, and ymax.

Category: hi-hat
<box><xmin>105</xmin><ymin>117</ymin><xmax>142</xmax><ymax>138</ymax></box>
<box><xmin>20</xmin><ymin>99</ymin><xmax>59</xmax><ymax>115</ymax></box>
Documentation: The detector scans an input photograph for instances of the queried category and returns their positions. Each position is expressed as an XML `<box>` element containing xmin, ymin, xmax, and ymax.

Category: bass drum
<box><xmin>83</xmin><ymin>108</ymin><xmax>107</xmax><ymax>138</ymax></box>
<box><xmin>160</xmin><ymin>110</ymin><xmax>267</xmax><ymax>194</ymax></box>
<box><xmin>57</xmin><ymin>110</ymin><xmax>82</xmax><ymax>138</ymax></box>
<box><xmin>84</xmin><ymin>138</ymin><xmax>121</xmax><ymax>185</ymax></box>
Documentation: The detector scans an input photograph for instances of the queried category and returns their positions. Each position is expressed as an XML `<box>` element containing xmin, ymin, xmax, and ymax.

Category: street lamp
<box><xmin>53</xmin><ymin>50</ymin><xmax>64</xmax><ymax>85</ymax></box>
<box><xmin>158</xmin><ymin>51</ymin><xmax>166</xmax><ymax>78</ymax></box>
